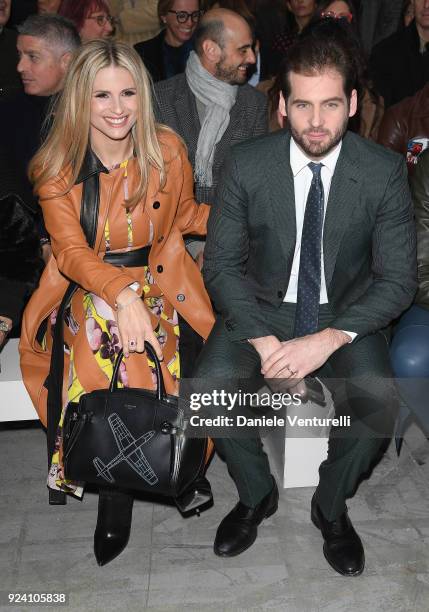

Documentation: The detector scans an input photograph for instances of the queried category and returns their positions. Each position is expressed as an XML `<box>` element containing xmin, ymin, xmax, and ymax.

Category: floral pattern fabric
<box><xmin>47</xmin><ymin>160</ymin><xmax>180</xmax><ymax>497</ymax></box>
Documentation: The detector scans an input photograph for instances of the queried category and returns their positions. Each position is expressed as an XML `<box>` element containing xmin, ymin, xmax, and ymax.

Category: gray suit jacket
<box><xmin>153</xmin><ymin>73</ymin><xmax>268</xmax><ymax>205</ymax></box>
<box><xmin>203</xmin><ymin>129</ymin><xmax>417</xmax><ymax>342</ymax></box>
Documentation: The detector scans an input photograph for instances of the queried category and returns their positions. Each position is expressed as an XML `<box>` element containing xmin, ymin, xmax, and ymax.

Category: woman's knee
<box><xmin>390</xmin><ymin>325</ymin><xmax>429</xmax><ymax>378</ymax></box>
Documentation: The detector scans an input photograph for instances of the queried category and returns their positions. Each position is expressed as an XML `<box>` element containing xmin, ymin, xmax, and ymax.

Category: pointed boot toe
<box><xmin>94</xmin><ymin>488</ymin><xmax>134</xmax><ymax>566</ymax></box>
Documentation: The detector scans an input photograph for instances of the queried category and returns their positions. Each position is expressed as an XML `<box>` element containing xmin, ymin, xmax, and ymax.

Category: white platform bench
<box><xmin>0</xmin><ymin>338</ymin><xmax>38</xmax><ymax>421</ymax></box>
<box><xmin>0</xmin><ymin>338</ymin><xmax>328</xmax><ymax>487</ymax></box>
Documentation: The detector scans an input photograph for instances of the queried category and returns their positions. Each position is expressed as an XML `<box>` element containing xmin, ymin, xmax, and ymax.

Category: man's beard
<box><xmin>290</xmin><ymin>115</ymin><xmax>349</xmax><ymax>158</ymax></box>
<box><xmin>214</xmin><ymin>56</ymin><xmax>248</xmax><ymax>85</ymax></box>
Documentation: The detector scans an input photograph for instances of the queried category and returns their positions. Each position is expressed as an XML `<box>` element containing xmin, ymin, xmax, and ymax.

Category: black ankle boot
<box><xmin>175</xmin><ymin>476</ymin><xmax>213</xmax><ymax>517</ymax></box>
<box><xmin>94</xmin><ymin>487</ymin><xmax>134</xmax><ymax>566</ymax></box>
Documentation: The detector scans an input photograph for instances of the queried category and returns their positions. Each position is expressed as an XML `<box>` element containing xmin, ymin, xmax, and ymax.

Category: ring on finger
<box><xmin>286</xmin><ymin>365</ymin><xmax>297</xmax><ymax>377</ymax></box>
<box><xmin>129</xmin><ymin>339</ymin><xmax>137</xmax><ymax>348</ymax></box>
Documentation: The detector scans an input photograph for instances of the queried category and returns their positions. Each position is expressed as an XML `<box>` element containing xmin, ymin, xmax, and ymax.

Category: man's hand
<box><xmin>248</xmin><ymin>335</ymin><xmax>282</xmax><ymax>363</ymax></box>
<box><xmin>261</xmin><ymin>328</ymin><xmax>351</xmax><ymax>380</ymax></box>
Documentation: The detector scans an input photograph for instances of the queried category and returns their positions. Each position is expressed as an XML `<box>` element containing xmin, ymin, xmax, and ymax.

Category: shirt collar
<box><xmin>290</xmin><ymin>137</ymin><xmax>342</xmax><ymax>177</ymax></box>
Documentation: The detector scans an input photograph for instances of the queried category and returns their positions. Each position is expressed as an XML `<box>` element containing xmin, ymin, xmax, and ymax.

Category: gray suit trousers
<box><xmin>194</xmin><ymin>303</ymin><xmax>398</xmax><ymax>520</ymax></box>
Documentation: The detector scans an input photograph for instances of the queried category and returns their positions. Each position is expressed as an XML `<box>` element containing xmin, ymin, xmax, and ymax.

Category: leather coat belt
<box><xmin>103</xmin><ymin>245</ymin><xmax>151</xmax><ymax>267</ymax></box>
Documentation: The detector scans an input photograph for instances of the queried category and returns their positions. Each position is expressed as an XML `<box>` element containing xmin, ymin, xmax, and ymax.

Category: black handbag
<box><xmin>62</xmin><ymin>342</ymin><xmax>208</xmax><ymax>498</ymax></box>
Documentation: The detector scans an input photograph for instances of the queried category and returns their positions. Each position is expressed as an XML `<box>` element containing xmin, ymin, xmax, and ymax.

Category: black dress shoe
<box><xmin>311</xmin><ymin>494</ymin><xmax>365</xmax><ymax>576</ymax></box>
<box><xmin>214</xmin><ymin>477</ymin><xmax>279</xmax><ymax>557</ymax></box>
<box><xmin>94</xmin><ymin>488</ymin><xmax>134</xmax><ymax>566</ymax></box>
<box><xmin>175</xmin><ymin>476</ymin><xmax>214</xmax><ymax>517</ymax></box>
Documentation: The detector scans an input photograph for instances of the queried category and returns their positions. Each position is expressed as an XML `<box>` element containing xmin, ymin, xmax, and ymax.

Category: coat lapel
<box><xmin>266</xmin><ymin>130</ymin><xmax>297</xmax><ymax>264</ymax></box>
<box><xmin>323</xmin><ymin>132</ymin><xmax>361</xmax><ymax>290</ymax></box>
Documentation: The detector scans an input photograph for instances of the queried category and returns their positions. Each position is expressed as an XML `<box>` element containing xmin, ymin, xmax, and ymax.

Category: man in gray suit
<box><xmin>153</xmin><ymin>8</ymin><xmax>268</xmax><ymax>208</ymax></box>
<box><xmin>152</xmin><ymin>8</ymin><xmax>267</xmax><ymax>380</ymax></box>
<box><xmin>195</xmin><ymin>20</ymin><xmax>417</xmax><ymax>575</ymax></box>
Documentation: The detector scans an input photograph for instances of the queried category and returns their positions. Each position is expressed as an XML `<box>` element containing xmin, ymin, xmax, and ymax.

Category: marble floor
<box><xmin>1</xmin><ymin>422</ymin><xmax>429</xmax><ymax>612</ymax></box>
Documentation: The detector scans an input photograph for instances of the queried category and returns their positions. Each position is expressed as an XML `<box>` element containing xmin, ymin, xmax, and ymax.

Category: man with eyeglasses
<box><xmin>135</xmin><ymin>1</ymin><xmax>203</xmax><ymax>82</ymax></box>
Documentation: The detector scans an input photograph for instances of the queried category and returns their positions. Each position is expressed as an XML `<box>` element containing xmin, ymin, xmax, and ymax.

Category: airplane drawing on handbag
<box><xmin>93</xmin><ymin>412</ymin><xmax>159</xmax><ymax>485</ymax></box>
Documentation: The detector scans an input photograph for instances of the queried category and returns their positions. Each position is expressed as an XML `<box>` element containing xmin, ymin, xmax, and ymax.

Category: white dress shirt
<box><xmin>284</xmin><ymin>138</ymin><xmax>356</xmax><ymax>340</ymax></box>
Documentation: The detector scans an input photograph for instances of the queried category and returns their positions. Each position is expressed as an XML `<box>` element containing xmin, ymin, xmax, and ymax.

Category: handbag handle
<box><xmin>109</xmin><ymin>341</ymin><xmax>166</xmax><ymax>401</ymax></box>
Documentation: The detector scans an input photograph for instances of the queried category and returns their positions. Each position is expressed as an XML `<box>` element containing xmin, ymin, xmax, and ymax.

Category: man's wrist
<box><xmin>321</xmin><ymin>328</ymin><xmax>352</xmax><ymax>351</ymax></box>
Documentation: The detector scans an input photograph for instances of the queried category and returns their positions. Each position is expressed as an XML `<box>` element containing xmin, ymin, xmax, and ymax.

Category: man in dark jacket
<box><xmin>195</xmin><ymin>20</ymin><xmax>416</xmax><ymax>574</ymax></box>
<box><xmin>0</xmin><ymin>14</ymin><xmax>80</xmax><ymax>244</ymax></box>
<box><xmin>370</xmin><ymin>1</ymin><xmax>429</xmax><ymax>109</ymax></box>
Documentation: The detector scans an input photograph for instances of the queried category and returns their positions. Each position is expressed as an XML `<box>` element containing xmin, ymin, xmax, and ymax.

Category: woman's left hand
<box><xmin>115</xmin><ymin>288</ymin><xmax>163</xmax><ymax>359</ymax></box>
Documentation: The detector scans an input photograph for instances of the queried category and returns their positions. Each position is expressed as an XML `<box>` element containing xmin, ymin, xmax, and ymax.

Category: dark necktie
<box><xmin>293</xmin><ymin>162</ymin><xmax>324</xmax><ymax>338</ymax></box>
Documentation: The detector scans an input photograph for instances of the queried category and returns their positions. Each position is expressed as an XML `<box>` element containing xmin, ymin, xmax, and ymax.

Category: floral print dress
<box><xmin>46</xmin><ymin>160</ymin><xmax>180</xmax><ymax>497</ymax></box>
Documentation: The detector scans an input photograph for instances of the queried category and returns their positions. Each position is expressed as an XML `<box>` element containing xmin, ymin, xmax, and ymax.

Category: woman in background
<box><xmin>20</xmin><ymin>39</ymin><xmax>214</xmax><ymax>566</ymax></box>
<box><xmin>270</xmin><ymin>0</ymin><xmax>318</xmax><ymax>77</ymax></box>
<box><xmin>313</xmin><ymin>0</ymin><xmax>384</xmax><ymax>139</ymax></box>
<box><xmin>58</xmin><ymin>0</ymin><xmax>114</xmax><ymax>41</ymax></box>
<box><xmin>134</xmin><ymin>0</ymin><xmax>202</xmax><ymax>82</ymax></box>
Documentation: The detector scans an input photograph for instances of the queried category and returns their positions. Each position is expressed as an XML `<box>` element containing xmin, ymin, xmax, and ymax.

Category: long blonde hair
<box><xmin>30</xmin><ymin>39</ymin><xmax>169</xmax><ymax>210</ymax></box>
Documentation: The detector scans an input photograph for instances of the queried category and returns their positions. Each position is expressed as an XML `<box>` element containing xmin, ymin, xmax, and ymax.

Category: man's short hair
<box><xmin>279</xmin><ymin>19</ymin><xmax>357</xmax><ymax>101</ymax></box>
<box><xmin>17</xmin><ymin>14</ymin><xmax>81</xmax><ymax>55</ymax></box>
<box><xmin>194</xmin><ymin>17</ymin><xmax>226</xmax><ymax>54</ymax></box>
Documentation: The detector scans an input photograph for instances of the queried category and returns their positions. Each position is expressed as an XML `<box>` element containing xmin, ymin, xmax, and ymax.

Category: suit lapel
<box><xmin>266</xmin><ymin>131</ymin><xmax>297</xmax><ymax>264</ymax></box>
<box><xmin>174</xmin><ymin>80</ymin><xmax>200</xmax><ymax>163</ymax></box>
<box><xmin>323</xmin><ymin>132</ymin><xmax>361</xmax><ymax>290</ymax></box>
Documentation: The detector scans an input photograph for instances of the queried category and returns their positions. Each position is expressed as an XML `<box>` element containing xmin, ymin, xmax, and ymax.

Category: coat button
<box><xmin>157</xmin><ymin>235</ymin><xmax>164</xmax><ymax>243</ymax></box>
<box><xmin>157</xmin><ymin>265</ymin><xmax>163</xmax><ymax>273</ymax></box>
<box><xmin>177</xmin><ymin>294</ymin><xmax>185</xmax><ymax>302</ymax></box>
<box><xmin>277</xmin><ymin>290</ymin><xmax>283</xmax><ymax>298</ymax></box>
<box><xmin>153</xmin><ymin>201</ymin><xmax>160</xmax><ymax>209</ymax></box>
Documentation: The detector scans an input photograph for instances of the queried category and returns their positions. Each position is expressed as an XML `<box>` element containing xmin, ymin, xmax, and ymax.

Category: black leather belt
<box><xmin>103</xmin><ymin>245</ymin><xmax>150</xmax><ymax>267</ymax></box>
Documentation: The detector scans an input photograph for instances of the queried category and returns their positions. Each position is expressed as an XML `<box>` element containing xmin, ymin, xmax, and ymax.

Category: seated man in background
<box><xmin>377</xmin><ymin>81</ymin><xmax>429</xmax><ymax>176</ymax></box>
<box><xmin>154</xmin><ymin>8</ymin><xmax>267</xmax><ymax>221</ymax></box>
<box><xmin>370</xmin><ymin>0</ymin><xmax>429</xmax><ymax>109</ymax></box>
<box><xmin>153</xmin><ymin>7</ymin><xmax>267</xmax><ymax>370</ymax></box>
<box><xmin>0</xmin><ymin>14</ymin><xmax>80</xmax><ymax>255</ymax></box>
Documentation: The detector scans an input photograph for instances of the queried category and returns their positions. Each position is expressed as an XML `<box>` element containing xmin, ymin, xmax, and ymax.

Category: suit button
<box><xmin>153</xmin><ymin>201</ymin><xmax>160</xmax><ymax>209</ymax></box>
<box><xmin>157</xmin><ymin>265</ymin><xmax>163</xmax><ymax>273</ymax></box>
<box><xmin>277</xmin><ymin>291</ymin><xmax>283</xmax><ymax>298</ymax></box>
<box><xmin>177</xmin><ymin>293</ymin><xmax>185</xmax><ymax>302</ymax></box>
<box><xmin>157</xmin><ymin>235</ymin><xmax>164</xmax><ymax>243</ymax></box>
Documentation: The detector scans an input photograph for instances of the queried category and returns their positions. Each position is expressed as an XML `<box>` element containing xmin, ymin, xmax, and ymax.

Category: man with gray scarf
<box><xmin>153</xmin><ymin>8</ymin><xmax>267</xmax><ymax>379</ymax></box>
<box><xmin>153</xmin><ymin>8</ymin><xmax>268</xmax><ymax>209</ymax></box>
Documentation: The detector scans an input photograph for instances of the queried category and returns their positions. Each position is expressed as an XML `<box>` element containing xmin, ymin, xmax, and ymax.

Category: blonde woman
<box><xmin>20</xmin><ymin>39</ymin><xmax>214</xmax><ymax>566</ymax></box>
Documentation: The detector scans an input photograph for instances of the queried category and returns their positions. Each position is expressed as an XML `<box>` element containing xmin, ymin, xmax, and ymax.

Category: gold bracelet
<box><xmin>116</xmin><ymin>295</ymin><xmax>141</xmax><ymax>311</ymax></box>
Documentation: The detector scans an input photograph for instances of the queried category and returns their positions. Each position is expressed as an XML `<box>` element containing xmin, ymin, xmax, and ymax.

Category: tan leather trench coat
<box><xmin>19</xmin><ymin>131</ymin><xmax>215</xmax><ymax>425</ymax></box>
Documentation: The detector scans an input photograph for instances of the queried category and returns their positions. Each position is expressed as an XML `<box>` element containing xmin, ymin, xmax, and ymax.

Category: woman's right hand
<box><xmin>115</xmin><ymin>288</ymin><xmax>163</xmax><ymax>360</ymax></box>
